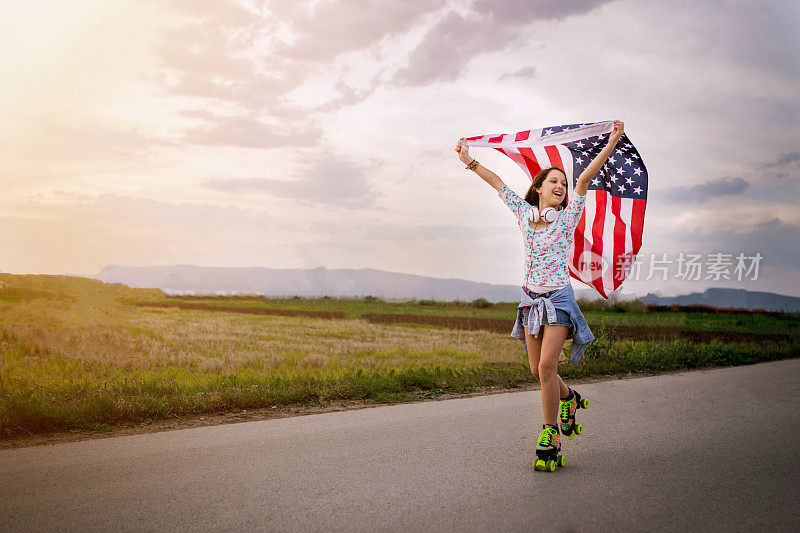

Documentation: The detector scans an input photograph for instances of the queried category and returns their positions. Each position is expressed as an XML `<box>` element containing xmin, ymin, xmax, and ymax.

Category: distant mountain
<box><xmin>96</xmin><ymin>265</ymin><xmax>597</xmax><ymax>303</ymax></box>
<box><xmin>641</xmin><ymin>288</ymin><xmax>800</xmax><ymax>313</ymax></box>
<box><xmin>96</xmin><ymin>265</ymin><xmax>800</xmax><ymax>311</ymax></box>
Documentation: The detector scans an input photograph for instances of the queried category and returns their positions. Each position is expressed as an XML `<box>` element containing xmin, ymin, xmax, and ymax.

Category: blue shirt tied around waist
<box><xmin>511</xmin><ymin>283</ymin><xmax>595</xmax><ymax>364</ymax></box>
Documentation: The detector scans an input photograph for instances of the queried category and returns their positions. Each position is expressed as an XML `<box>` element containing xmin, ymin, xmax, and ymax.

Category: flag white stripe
<box><xmin>556</xmin><ymin>144</ymin><xmax>575</xmax><ymax>197</ymax></box>
<box><xmin>622</xmin><ymin>198</ymin><xmax>634</xmax><ymax>257</ymax></box>
<box><xmin>529</xmin><ymin>122</ymin><xmax>613</xmax><ymax>147</ymax></box>
<box><xmin>500</xmin><ymin>148</ymin><xmax>529</xmax><ymax>179</ymax></box>
<box><xmin>531</xmin><ymin>146</ymin><xmax>550</xmax><ymax>172</ymax></box>
<box><xmin>464</xmin><ymin>122</ymin><xmax>614</xmax><ymax>149</ymax></box>
<box><xmin>586</xmin><ymin>190</ymin><xmax>600</xmax><ymax>282</ymax></box>
<box><xmin>574</xmin><ymin>189</ymin><xmax>598</xmax><ymax>280</ymax></box>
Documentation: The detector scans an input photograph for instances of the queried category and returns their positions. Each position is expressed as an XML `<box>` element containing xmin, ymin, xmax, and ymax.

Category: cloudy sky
<box><xmin>2</xmin><ymin>0</ymin><xmax>799</xmax><ymax>298</ymax></box>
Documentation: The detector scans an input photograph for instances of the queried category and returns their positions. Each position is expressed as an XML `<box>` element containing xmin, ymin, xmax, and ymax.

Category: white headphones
<box><xmin>528</xmin><ymin>205</ymin><xmax>562</xmax><ymax>223</ymax></box>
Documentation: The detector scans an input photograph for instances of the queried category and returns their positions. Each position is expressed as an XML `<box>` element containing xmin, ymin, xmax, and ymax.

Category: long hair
<box><xmin>524</xmin><ymin>166</ymin><xmax>568</xmax><ymax>210</ymax></box>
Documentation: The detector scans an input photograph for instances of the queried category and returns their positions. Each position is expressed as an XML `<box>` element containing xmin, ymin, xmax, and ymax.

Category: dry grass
<box><xmin>0</xmin><ymin>274</ymin><xmax>531</xmax><ymax>436</ymax></box>
<box><xmin>0</xmin><ymin>274</ymin><xmax>164</xmax><ymax>371</ymax></box>
<box><xmin>130</xmin><ymin>310</ymin><xmax>523</xmax><ymax>372</ymax></box>
<box><xmin>0</xmin><ymin>274</ymin><xmax>524</xmax><ymax>376</ymax></box>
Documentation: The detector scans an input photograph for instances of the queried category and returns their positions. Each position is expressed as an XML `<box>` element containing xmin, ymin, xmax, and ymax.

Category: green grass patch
<box><xmin>1</xmin><ymin>274</ymin><xmax>798</xmax><ymax>439</ymax></box>
<box><xmin>2</xmin><ymin>324</ymin><xmax>797</xmax><ymax>438</ymax></box>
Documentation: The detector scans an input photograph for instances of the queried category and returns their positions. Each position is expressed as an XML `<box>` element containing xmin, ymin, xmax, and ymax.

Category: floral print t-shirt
<box><xmin>498</xmin><ymin>184</ymin><xmax>586</xmax><ymax>292</ymax></box>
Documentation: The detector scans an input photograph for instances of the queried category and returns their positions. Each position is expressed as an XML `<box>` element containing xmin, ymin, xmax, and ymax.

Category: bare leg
<box><xmin>524</xmin><ymin>326</ymin><xmax>570</xmax><ymax>419</ymax></box>
<box><xmin>523</xmin><ymin>325</ymin><xmax>543</xmax><ymax>379</ymax></box>
<box><xmin>538</xmin><ymin>324</ymin><xmax>570</xmax><ymax>426</ymax></box>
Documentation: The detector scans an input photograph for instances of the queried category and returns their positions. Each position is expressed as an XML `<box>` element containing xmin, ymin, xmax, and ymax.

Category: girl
<box><xmin>454</xmin><ymin>120</ymin><xmax>624</xmax><ymax>470</ymax></box>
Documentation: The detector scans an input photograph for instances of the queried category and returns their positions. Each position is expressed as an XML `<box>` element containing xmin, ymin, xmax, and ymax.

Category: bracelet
<box><xmin>465</xmin><ymin>159</ymin><xmax>479</xmax><ymax>171</ymax></box>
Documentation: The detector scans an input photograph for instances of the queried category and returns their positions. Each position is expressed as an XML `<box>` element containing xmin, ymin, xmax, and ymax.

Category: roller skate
<box><xmin>533</xmin><ymin>424</ymin><xmax>565</xmax><ymax>472</ymax></box>
<box><xmin>559</xmin><ymin>387</ymin><xmax>590</xmax><ymax>440</ymax></box>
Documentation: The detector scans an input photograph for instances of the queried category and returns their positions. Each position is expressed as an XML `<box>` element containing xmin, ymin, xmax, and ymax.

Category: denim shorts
<box><xmin>521</xmin><ymin>304</ymin><xmax>572</xmax><ymax>329</ymax></box>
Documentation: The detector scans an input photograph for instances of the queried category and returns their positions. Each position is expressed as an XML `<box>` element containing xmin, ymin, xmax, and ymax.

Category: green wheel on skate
<box><xmin>534</xmin><ymin>459</ymin><xmax>545</xmax><ymax>471</ymax></box>
<box><xmin>566</xmin><ymin>432</ymin><xmax>576</xmax><ymax>440</ymax></box>
<box><xmin>580</xmin><ymin>398</ymin><xmax>590</xmax><ymax>409</ymax></box>
<box><xmin>575</xmin><ymin>424</ymin><xmax>584</xmax><ymax>435</ymax></box>
<box><xmin>557</xmin><ymin>455</ymin><xmax>566</xmax><ymax>468</ymax></box>
<box><xmin>546</xmin><ymin>459</ymin><xmax>556</xmax><ymax>472</ymax></box>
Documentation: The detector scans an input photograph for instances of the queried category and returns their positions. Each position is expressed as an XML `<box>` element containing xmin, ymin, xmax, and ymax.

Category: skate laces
<box><xmin>538</xmin><ymin>427</ymin><xmax>557</xmax><ymax>446</ymax></box>
<box><xmin>560</xmin><ymin>400</ymin><xmax>571</xmax><ymax>420</ymax></box>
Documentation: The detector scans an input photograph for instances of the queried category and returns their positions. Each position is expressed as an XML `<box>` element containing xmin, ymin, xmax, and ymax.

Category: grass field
<box><xmin>1</xmin><ymin>273</ymin><xmax>798</xmax><ymax>438</ymax></box>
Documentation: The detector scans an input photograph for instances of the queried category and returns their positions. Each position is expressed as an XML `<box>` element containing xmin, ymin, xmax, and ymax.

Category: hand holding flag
<box><xmin>609</xmin><ymin>120</ymin><xmax>624</xmax><ymax>143</ymax></box>
<box><xmin>455</xmin><ymin>138</ymin><xmax>472</xmax><ymax>164</ymax></box>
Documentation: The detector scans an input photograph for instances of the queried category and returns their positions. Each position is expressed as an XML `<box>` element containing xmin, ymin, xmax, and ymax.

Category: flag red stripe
<box><xmin>488</xmin><ymin>135</ymin><xmax>503</xmax><ymax>143</ymax></box>
<box><xmin>589</xmin><ymin>190</ymin><xmax>608</xmax><ymax>296</ymax></box>
<box><xmin>591</xmin><ymin>190</ymin><xmax>607</xmax><ymax>251</ymax></box>
<box><xmin>543</xmin><ymin>145</ymin><xmax>563</xmax><ymax>171</ymax></box>
<box><xmin>518</xmin><ymin>148</ymin><xmax>542</xmax><ymax>178</ymax></box>
<box><xmin>572</xmin><ymin>209</ymin><xmax>587</xmax><ymax>274</ymax></box>
<box><xmin>610</xmin><ymin>194</ymin><xmax>626</xmax><ymax>287</ymax></box>
<box><xmin>515</xmin><ymin>130</ymin><xmax>531</xmax><ymax>141</ymax></box>
<box><xmin>630</xmin><ymin>198</ymin><xmax>646</xmax><ymax>254</ymax></box>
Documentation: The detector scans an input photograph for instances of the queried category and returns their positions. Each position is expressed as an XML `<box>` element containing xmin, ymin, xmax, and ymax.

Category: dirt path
<box><xmin>135</xmin><ymin>301</ymin><xmax>345</xmax><ymax>319</ymax></box>
<box><xmin>361</xmin><ymin>312</ymin><xmax>790</xmax><ymax>344</ymax></box>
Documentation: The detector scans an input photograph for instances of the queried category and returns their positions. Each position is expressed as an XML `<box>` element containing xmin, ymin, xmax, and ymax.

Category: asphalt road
<box><xmin>2</xmin><ymin>359</ymin><xmax>799</xmax><ymax>532</ymax></box>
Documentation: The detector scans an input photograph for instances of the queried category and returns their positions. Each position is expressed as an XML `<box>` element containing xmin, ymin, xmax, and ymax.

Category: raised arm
<box><xmin>455</xmin><ymin>139</ymin><xmax>506</xmax><ymax>191</ymax></box>
<box><xmin>575</xmin><ymin>120</ymin><xmax>624</xmax><ymax>196</ymax></box>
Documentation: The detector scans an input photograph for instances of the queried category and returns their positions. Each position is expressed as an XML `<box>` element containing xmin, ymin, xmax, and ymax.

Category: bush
<box><xmin>472</xmin><ymin>298</ymin><xmax>492</xmax><ymax>309</ymax></box>
<box><xmin>577</xmin><ymin>295</ymin><xmax>648</xmax><ymax>313</ymax></box>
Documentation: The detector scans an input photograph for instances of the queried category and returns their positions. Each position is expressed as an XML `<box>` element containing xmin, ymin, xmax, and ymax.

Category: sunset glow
<box><xmin>2</xmin><ymin>0</ymin><xmax>798</xmax><ymax>298</ymax></box>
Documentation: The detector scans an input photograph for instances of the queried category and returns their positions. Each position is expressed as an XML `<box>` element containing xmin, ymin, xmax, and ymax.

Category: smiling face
<box><xmin>535</xmin><ymin>168</ymin><xmax>568</xmax><ymax>209</ymax></box>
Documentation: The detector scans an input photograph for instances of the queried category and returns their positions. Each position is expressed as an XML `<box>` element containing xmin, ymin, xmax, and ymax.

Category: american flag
<box><xmin>464</xmin><ymin>120</ymin><xmax>648</xmax><ymax>298</ymax></box>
